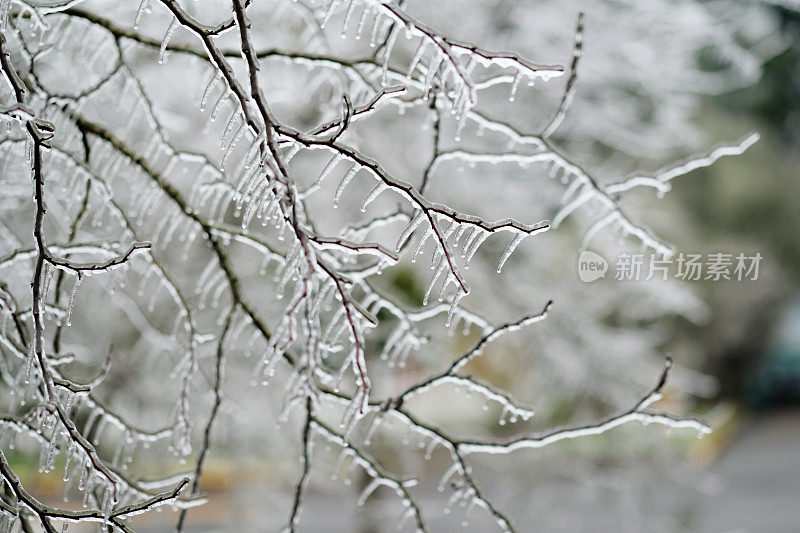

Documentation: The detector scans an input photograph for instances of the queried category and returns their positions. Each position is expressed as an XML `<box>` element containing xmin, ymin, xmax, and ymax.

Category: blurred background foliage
<box><xmin>679</xmin><ymin>6</ymin><xmax>800</xmax><ymax>405</ymax></box>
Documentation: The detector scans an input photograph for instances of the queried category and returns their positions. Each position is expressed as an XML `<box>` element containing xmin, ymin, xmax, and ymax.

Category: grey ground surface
<box><xmin>692</xmin><ymin>408</ymin><xmax>800</xmax><ymax>533</ymax></box>
<box><xmin>133</xmin><ymin>409</ymin><xmax>800</xmax><ymax>532</ymax></box>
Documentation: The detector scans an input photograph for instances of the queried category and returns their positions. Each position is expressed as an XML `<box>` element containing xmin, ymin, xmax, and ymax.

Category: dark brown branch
<box><xmin>175</xmin><ymin>308</ymin><xmax>233</xmax><ymax>533</ymax></box>
<box><xmin>288</xmin><ymin>396</ymin><xmax>313</xmax><ymax>533</ymax></box>
<box><xmin>542</xmin><ymin>12</ymin><xmax>584</xmax><ymax>138</ymax></box>
<box><xmin>0</xmin><ymin>33</ymin><xmax>26</xmax><ymax>104</ymax></box>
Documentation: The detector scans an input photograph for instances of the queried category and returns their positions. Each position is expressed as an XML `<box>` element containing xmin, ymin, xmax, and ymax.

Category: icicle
<box><xmin>437</xmin><ymin>271</ymin><xmax>455</xmax><ymax>302</ymax></box>
<box><xmin>369</xmin><ymin>12</ymin><xmax>385</xmax><ymax>47</ymax></box>
<box><xmin>92</xmin><ymin>416</ymin><xmax>108</xmax><ymax>445</ymax></box>
<box><xmin>258</xmin><ymin>191</ymin><xmax>280</xmax><ymax>225</ymax></box>
<box><xmin>321</xmin><ymin>0</ymin><xmax>341</xmax><ymax>28</ymax></box>
<box><xmin>77</xmin><ymin>458</ymin><xmax>88</xmax><ymax>491</ymax></box>
<box><xmin>101</xmin><ymin>484</ymin><xmax>113</xmax><ymax>516</ymax></box>
<box><xmin>83</xmin><ymin>473</ymin><xmax>96</xmax><ymax>508</ymax></box>
<box><xmin>360</xmin><ymin>183</ymin><xmax>386</xmax><ymax>212</ymax></box>
<box><xmin>440</xmin><ymin>220</ymin><xmax>457</xmax><ymax>243</ymax></box>
<box><xmin>340</xmin><ymin>0</ymin><xmax>357</xmax><ymax>37</ymax></box>
<box><xmin>242</xmin><ymin>182</ymin><xmax>269</xmax><ymax>228</ymax></box>
<box><xmin>395</xmin><ymin>211</ymin><xmax>424</xmax><ymax>252</ymax></box>
<box><xmin>363</xmin><ymin>414</ymin><xmax>381</xmax><ymax>446</ymax></box>
<box><xmin>195</xmin><ymin>260</ymin><xmax>218</xmax><ymax>295</ymax></box>
<box><xmin>316</xmin><ymin>153</ymin><xmax>343</xmax><ymax>187</ymax></box>
<box><xmin>424</xmin><ymin>437</ymin><xmax>437</xmax><ymax>460</ymax></box>
<box><xmin>221</xmin><ymin>112</ymin><xmax>241</xmax><ymax>150</ymax></box>
<box><xmin>334</xmin><ymin>355</ymin><xmax>351</xmax><ymax>392</ymax></box>
<box><xmin>423</xmin><ymin>259</ymin><xmax>446</xmax><ymax>305</ymax></box>
<box><xmin>276</xmin><ymin>261</ymin><xmax>299</xmax><ymax>302</ymax></box>
<box><xmin>181</xmin><ymin>226</ymin><xmax>199</xmax><ymax>261</ymax></box>
<box><xmin>429</xmin><ymin>232</ymin><xmax>444</xmax><ymax>268</ymax></box>
<box><xmin>341</xmin><ymin>388</ymin><xmax>365</xmax><ymax>439</ymax></box>
<box><xmin>446</xmin><ymin>289</ymin><xmax>465</xmax><ymax>327</ymax></box>
<box><xmin>199</xmin><ymin>71</ymin><xmax>220</xmax><ymax>111</ymax></box>
<box><xmin>357</xmin><ymin>478</ymin><xmax>384</xmax><ymax>506</ymax></box>
<box><xmin>63</xmin><ymin>273</ymin><xmax>82</xmax><ymax>327</ymax></box>
<box><xmin>397</xmin><ymin>508</ymin><xmax>415</xmax><ymax>532</ymax></box>
<box><xmin>333</xmin><ymin>164</ymin><xmax>358</xmax><ymax>207</ymax></box>
<box><xmin>210</xmin><ymin>278</ymin><xmax>228</xmax><ymax>308</ymax></box>
<box><xmin>331</xmin><ymin>448</ymin><xmax>350</xmax><ymax>480</ymax></box>
<box><xmin>498</xmin><ymin>406</ymin><xmax>509</xmax><ymax>426</ymax></box>
<box><xmin>63</xmin><ymin>441</ymin><xmax>76</xmax><ymax>482</ymax></box>
<box><xmin>310</xmin><ymin>281</ymin><xmax>335</xmax><ymax>321</ymax></box>
<box><xmin>411</xmin><ymin>228</ymin><xmax>431</xmax><ymax>263</ymax></box>
<box><xmin>45</xmin><ymin>430</ymin><xmax>61</xmax><ymax>473</ymax></box>
<box><xmin>461</xmin><ymin>227</ymin><xmax>480</xmax><ymax>258</ymax></box>
<box><xmin>160</xmin><ymin>215</ymin><xmax>184</xmax><ymax>249</ymax></box>
<box><xmin>209</xmin><ymin>91</ymin><xmax>228</xmax><ymax>124</ymax></box>
<box><xmin>24</xmin><ymin>135</ymin><xmax>32</xmax><ymax>165</ymax></box>
<box><xmin>221</xmin><ymin>125</ymin><xmax>245</xmax><ymax>170</ymax></box>
<box><xmin>0</xmin><ymin>0</ymin><xmax>9</xmax><ymax>31</ymax></box>
<box><xmin>355</xmin><ymin>4</ymin><xmax>372</xmax><ymax>39</ymax></box>
<box><xmin>82</xmin><ymin>410</ymin><xmax>99</xmax><ymax>437</ymax></box>
<box><xmin>159</xmin><ymin>17</ymin><xmax>177</xmax><ymax>61</ymax></box>
<box><xmin>283</xmin><ymin>143</ymin><xmax>302</xmax><ymax>165</ymax></box>
<box><xmin>509</xmin><ymin>72</ymin><xmax>523</xmax><ymax>102</ymax></box>
<box><xmin>38</xmin><ymin>440</ymin><xmax>50</xmax><ymax>473</ymax></box>
<box><xmin>381</xmin><ymin>27</ymin><xmax>400</xmax><ymax>85</ymax></box>
<box><xmin>464</xmin><ymin>231</ymin><xmax>491</xmax><ymax>269</ymax></box>
<box><xmin>407</xmin><ymin>40</ymin><xmax>429</xmax><ymax>79</ymax></box>
<box><xmin>497</xmin><ymin>233</ymin><xmax>525</xmax><ymax>273</ymax></box>
<box><xmin>113</xmin><ymin>431</ymin><xmax>130</xmax><ymax>466</ymax></box>
<box><xmin>424</xmin><ymin>53</ymin><xmax>444</xmax><ymax>94</ymax></box>
<box><xmin>124</xmin><ymin>438</ymin><xmax>139</xmax><ymax>468</ymax></box>
<box><xmin>438</xmin><ymin>463</ymin><xmax>460</xmax><ymax>492</ymax></box>
<box><xmin>231</xmin><ymin>151</ymin><xmax>258</xmax><ymax>196</ymax></box>
<box><xmin>24</xmin><ymin>347</ymin><xmax>34</xmax><ymax>385</ymax></box>
<box><xmin>133</xmin><ymin>0</ymin><xmax>150</xmax><ymax>30</ymax></box>
<box><xmin>235</xmin><ymin>164</ymin><xmax>261</xmax><ymax>203</ymax></box>
<box><xmin>451</xmin><ymin>224</ymin><xmax>469</xmax><ymax>247</ymax></box>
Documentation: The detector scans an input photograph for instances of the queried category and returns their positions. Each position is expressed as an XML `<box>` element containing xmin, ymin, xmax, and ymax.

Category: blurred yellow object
<box><xmin>686</xmin><ymin>402</ymin><xmax>740</xmax><ymax>467</ymax></box>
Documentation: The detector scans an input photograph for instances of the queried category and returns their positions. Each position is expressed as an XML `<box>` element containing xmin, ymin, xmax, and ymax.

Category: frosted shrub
<box><xmin>0</xmin><ymin>1</ymin><xmax>762</xmax><ymax>531</ymax></box>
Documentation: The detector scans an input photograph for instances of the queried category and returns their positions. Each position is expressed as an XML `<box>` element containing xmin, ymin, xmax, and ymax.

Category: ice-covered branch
<box><xmin>287</xmin><ymin>397</ymin><xmax>313</xmax><ymax>533</ymax></box>
<box><xmin>0</xmin><ymin>2</ymin><xmax>736</xmax><ymax>531</ymax></box>
<box><xmin>0</xmin><ymin>33</ymin><xmax>26</xmax><ymax>104</ymax></box>
<box><xmin>44</xmin><ymin>241</ymin><xmax>151</xmax><ymax>274</ymax></box>
<box><xmin>25</xmin><ymin>119</ymin><xmax>121</xmax><ymax>503</ymax></box>
<box><xmin>458</xmin><ymin>359</ymin><xmax>711</xmax><ymax>455</ymax></box>
<box><xmin>395</xmin><ymin>299</ymin><xmax>553</xmax><ymax>408</ymax></box>
<box><xmin>0</xmin><ymin>449</ymin><xmax>193</xmax><ymax>531</ymax></box>
<box><xmin>541</xmin><ymin>12</ymin><xmax>584</xmax><ymax>138</ymax></box>
<box><xmin>309</xmin><ymin>415</ymin><xmax>427</xmax><ymax>533</ymax></box>
<box><xmin>175</xmin><ymin>308</ymin><xmax>232</xmax><ymax>532</ymax></box>
<box><xmin>322</xmin><ymin>0</ymin><xmax>563</xmax><ymax>114</ymax></box>
<box><xmin>603</xmin><ymin>133</ymin><xmax>760</xmax><ymax>195</ymax></box>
